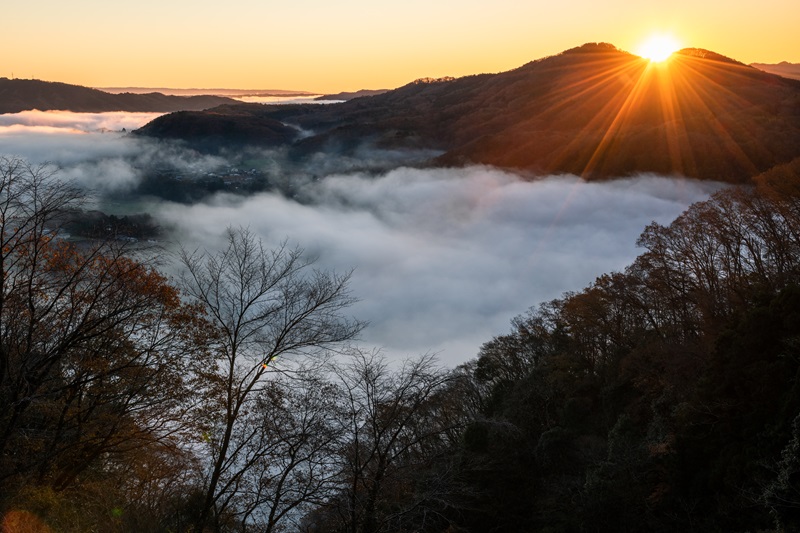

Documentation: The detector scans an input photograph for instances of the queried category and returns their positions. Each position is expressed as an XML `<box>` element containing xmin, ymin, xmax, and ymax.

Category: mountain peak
<box><xmin>411</xmin><ymin>77</ymin><xmax>456</xmax><ymax>85</ymax></box>
<box><xmin>561</xmin><ymin>42</ymin><xmax>623</xmax><ymax>55</ymax></box>
<box><xmin>136</xmin><ymin>43</ymin><xmax>800</xmax><ymax>183</ymax></box>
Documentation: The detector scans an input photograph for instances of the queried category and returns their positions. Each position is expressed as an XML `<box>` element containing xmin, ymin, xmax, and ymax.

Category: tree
<box><xmin>234</xmin><ymin>364</ymin><xmax>343</xmax><ymax>532</ymax></box>
<box><xmin>0</xmin><ymin>157</ymin><xmax>207</xmax><ymax>529</ymax></box>
<box><xmin>319</xmin><ymin>350</ymin><xmax>459</xmax><ymax>533</ymax></box>
<box><xmin>178</xmin><ymin>227</ymin><xmax>363</xmax><ymax>531</ymax></box>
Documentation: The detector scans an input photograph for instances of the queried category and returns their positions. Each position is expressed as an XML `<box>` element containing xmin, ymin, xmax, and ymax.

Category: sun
<box><xmin>636</xmin><ymin>34</ymin><xmax>681</xmax><ymax>62</ymax></box>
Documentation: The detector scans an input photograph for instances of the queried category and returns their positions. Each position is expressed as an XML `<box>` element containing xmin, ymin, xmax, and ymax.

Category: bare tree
<box><xmin>324</xmin><ymin>350</ymin><xmax>460</xmax><ymax>533</ymax></box>
<box><xmin>178</xmin><ymin>227</ymin><xmax>363</xmax><ymax>531</ymax></box>
<box><xmin>235</xmin><ymin>365</ymin><xmax>343</xmax><ymax>532</ymax></box>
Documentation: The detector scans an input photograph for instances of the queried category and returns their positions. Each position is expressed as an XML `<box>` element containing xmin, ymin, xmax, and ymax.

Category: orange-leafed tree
<box><xmin>0</xmin><ymin>157</ymin><xmax>209</xmax><ymax>529</ymax></box>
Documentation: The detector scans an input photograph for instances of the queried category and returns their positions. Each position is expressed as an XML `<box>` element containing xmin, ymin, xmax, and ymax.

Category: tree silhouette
<box><xmin>177</xmin><ymin>227</ymin><xmax>363</xmax><ymax>531</ymax></box>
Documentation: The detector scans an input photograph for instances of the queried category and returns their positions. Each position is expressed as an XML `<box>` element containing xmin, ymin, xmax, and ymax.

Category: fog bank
<box><xmin>0</xmin><ymin>111</ymin><xmax>724</xmax><ymax>364</ymax></box>
<box><xmin>0</xmin><ymin>111</ymin><xmax>227</xmax><ymax>191</ymax></box>
<box><xmin>155</xmin><ymin>167</ymin><xmax>722</xmax><ymax>364</ymax></box>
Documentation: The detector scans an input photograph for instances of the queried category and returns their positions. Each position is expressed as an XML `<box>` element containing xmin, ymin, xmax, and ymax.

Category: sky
<box><xmin>3</xmin><ymin>0</ymin><xmax>799</xmax><ymax>93</ymax></box>
<box><xmin>0</xmin><ymin>112</ymin><xmax>723</xmax><ymax>365</ymax></box>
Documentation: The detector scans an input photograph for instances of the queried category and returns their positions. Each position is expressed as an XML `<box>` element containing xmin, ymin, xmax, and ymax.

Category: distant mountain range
<box><xmin>135</xmin><ymin>43</ymin><xmax>800</xmax><ymax>183</ymax></box>
<box><xmin>96</xmin><ymin>87</ymin><xmax>317</xmax><ymax>97</ymax></box>
<box><xmin>0</xmin><ymin>78</ymin><xmax>238</xmax><ymax>114</ymax></box>
<box><xmin>750</xmin><ymin>62</ymin><xmax>800</xmax><ymax>81</ymax></box>
<box><xmin>315</xmin><ymin>89</ymin><xmax>390</xmax><ymax>101</ymax></box>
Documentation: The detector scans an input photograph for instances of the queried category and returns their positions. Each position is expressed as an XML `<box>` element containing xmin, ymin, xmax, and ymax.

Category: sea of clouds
<box><xmin>0</xmin><ymin>111</ymin><xmax>723</xmax><ymax>365</ymax></box>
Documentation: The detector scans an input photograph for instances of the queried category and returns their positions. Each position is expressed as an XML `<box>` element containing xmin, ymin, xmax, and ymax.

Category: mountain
<box><xmin>0</xmin><ymin>78</ymin><xmax>238</xmax><ymax>114</ymax></box>
<box><xmin>96</xmin><ymin>87</ymin><xmax>316</xmax><ymax>97</ymax></box>
<box><xmin>134</xmin><ymin>105</ymin><xmax>298</xmax><ymax>149</ymax></box>
<box><xmin>750</xmin><ymin>62</ymin><xmax>800</xmax><ymax>81</ymax></box>
<box><xmin>135</xmin><ymin>43</ymin><xmax>800</xmax><ymax>182</ymax></box>
<box><xmin>314</xmin><ymin>89</ymin><xmax>390</xmax><ymax>101</ymax></box>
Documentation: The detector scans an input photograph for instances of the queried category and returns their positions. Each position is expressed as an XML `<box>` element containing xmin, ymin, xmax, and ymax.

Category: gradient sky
<box><xmin>3</xmin><ymin>0</ymin><xmax>798</xmax><ymax>93</ymax></box>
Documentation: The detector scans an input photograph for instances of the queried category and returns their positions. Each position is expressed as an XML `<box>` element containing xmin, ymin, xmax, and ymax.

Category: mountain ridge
<box><xmin>135</xmin><ymin>43</ymin><xmax>800</xmax><ymax>182</ymax></box>
<box><xmin>750</xmin><ymin>61</ymin><xmax>800</xmax><ymax>81</ymax></box>
<box><xmin>95</xmin><ymin>87</ymin><xmax>315</xmax><ymax>97</ymax></box>
<box><xmin>0</xmin><ymin>78</ymin><xmax>239</xmax><ymax>114</ymax></box>
<box><xmin>314</xmin><ymin>89</ymin><xmax>390</xmax><ymax>101</ymax></box>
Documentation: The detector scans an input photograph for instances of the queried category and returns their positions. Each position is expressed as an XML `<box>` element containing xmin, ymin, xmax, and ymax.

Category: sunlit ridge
<box><xmin>538</xmin><ymin>45</ymin><xmax>764</xmax><ymax>182</ymax></box>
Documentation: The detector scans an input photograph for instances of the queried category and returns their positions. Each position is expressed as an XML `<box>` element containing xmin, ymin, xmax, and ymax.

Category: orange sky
<box><xmin>3</xmin><ymin>0</ymin><xmax>798</xmax><ymax>93</ymax></box>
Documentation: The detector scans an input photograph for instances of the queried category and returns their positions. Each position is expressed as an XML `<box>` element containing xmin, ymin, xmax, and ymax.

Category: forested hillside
<box><xmin>437</xmin><ymin>157</ymin><xmax>800</xmax><ymax>532</ymax></box>
<box><xmin>2</xmin><ymin>155</ymin><xmax>800</xmax><ymax>532</ymax></box>
<box><xmin>137</xmin><ymin>44</ymin><xmax>800</xmax><ymax>183</ymax></box>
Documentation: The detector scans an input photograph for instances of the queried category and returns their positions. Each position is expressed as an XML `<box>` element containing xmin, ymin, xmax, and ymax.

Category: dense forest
<box><xmin>2</xmin><ymin>154</ymin><xmax>800</xmax><ymax>532</ymax></box>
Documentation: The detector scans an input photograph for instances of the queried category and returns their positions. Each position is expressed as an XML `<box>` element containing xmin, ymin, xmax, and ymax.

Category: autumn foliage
<box><xmin>3</xmin><ymin>155</ymin><xmax>800</xmax><ymax>532</ymax></box>
<box><xmin>0</xmin><ymin>158</ymin><xmax>208</xmax><ymax>530</ymax></box>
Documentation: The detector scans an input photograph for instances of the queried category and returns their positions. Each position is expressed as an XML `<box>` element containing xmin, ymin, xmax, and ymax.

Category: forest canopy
<box><xmin>1</xmin><ymin>156</ymin><xmax>800</xmax><ymax>532</ymax></box>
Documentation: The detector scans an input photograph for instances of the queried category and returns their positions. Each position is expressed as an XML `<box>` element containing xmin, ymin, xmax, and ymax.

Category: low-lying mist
<box><xmin>0</xmin><ymin>111</ymin><xmax>438</xmax><ymax>195</ymax></box>
<box><xmin>155</xmin><ymin>169</ymin><xmax>720</xmax><ymax>364</ymax></box>
<box><xmin>0</xmin><ymin>111</ymin><xmax>724</xmax><ymax>364</ymax></box>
